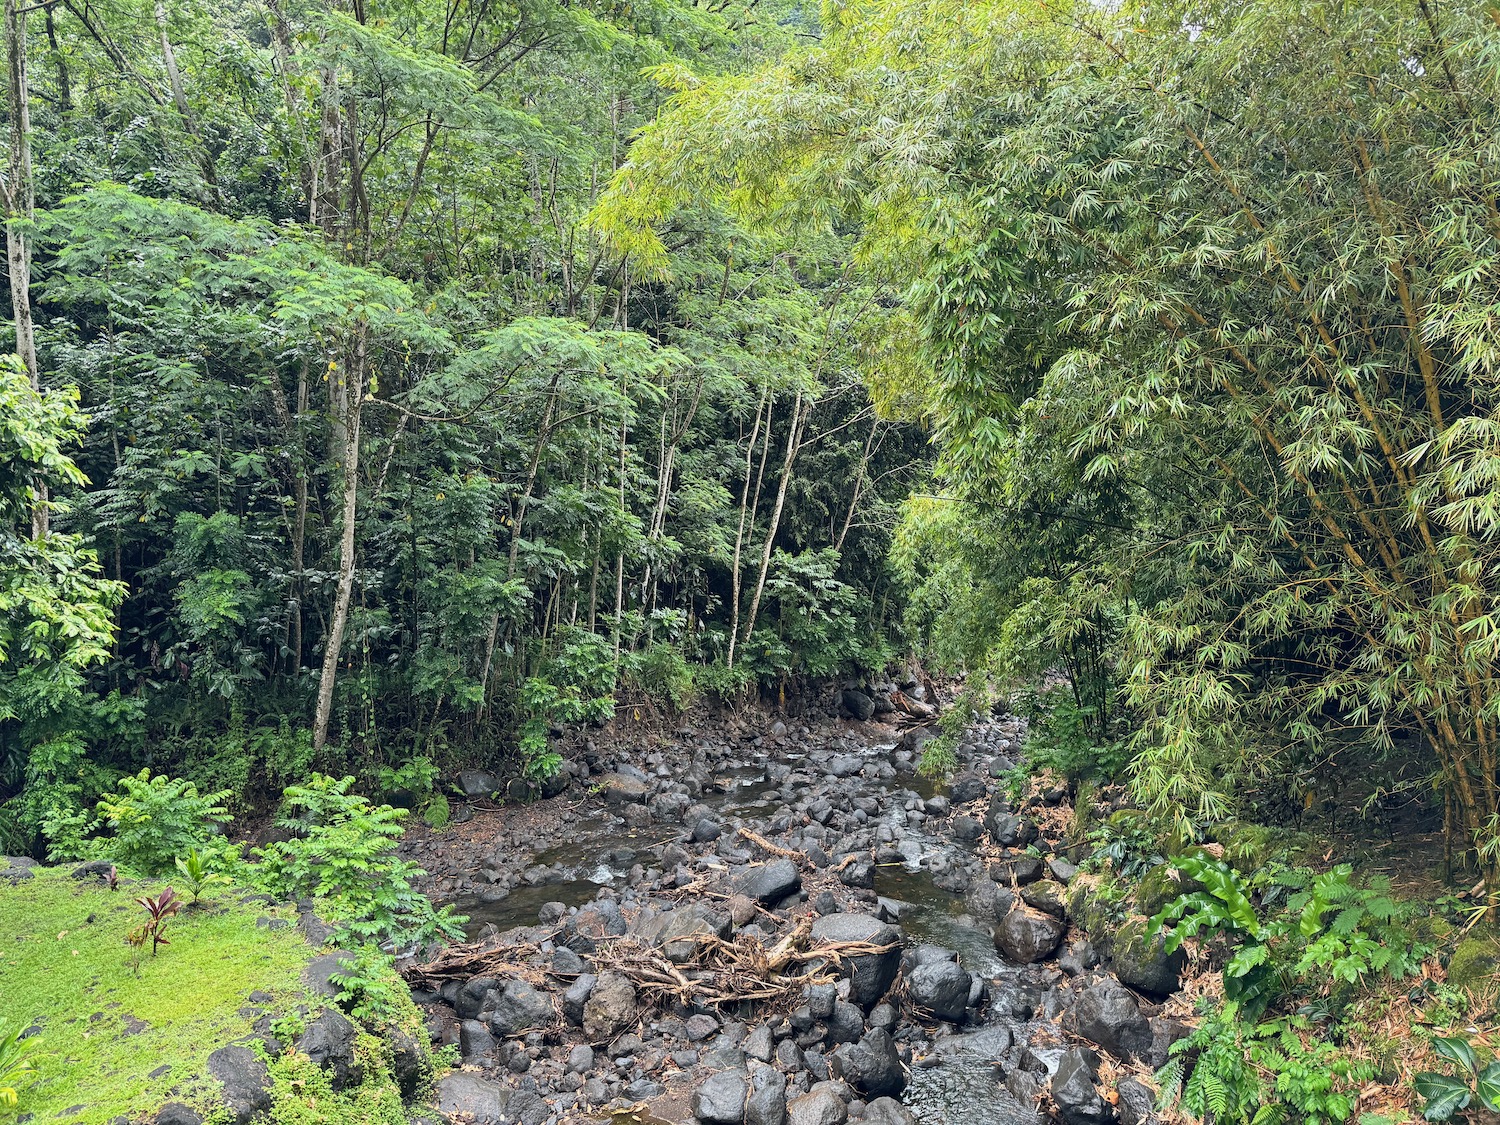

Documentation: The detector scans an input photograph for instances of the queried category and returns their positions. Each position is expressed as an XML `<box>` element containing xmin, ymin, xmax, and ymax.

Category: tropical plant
<box><xmin>0</xmin><ymin>1022</ymin><xmax>38</xmax><ymax>1111</ymax></box>
<box><xmin>173</xmin><ymin>849</ymin><xmax>228</xmax><ymax>905</ymax></box>
<box><xmin>1413</xmin><ymin>1036</ymin><xmax>1500</xmax><ymax>1122</ymax></box>
<box><xmin>130</xmin><ymin>887</ymin><xmax>183</xmax><ymax>960</ymax></box>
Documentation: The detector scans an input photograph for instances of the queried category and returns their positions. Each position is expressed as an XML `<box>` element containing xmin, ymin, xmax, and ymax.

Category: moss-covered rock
<box><xmin>1448</xmin><ymin>931</ymin><xmax>1500</xmax><ymax>990</ymax></box>
<box><xmin>1134</xmin><ymin>865</ymin><xmax>1184</xmax><ymax>917</ymax></box>
<box><xmin>1108</xmin><ymin>916</ymin><xmax>1186</xmax><ymax>997</ymax></box>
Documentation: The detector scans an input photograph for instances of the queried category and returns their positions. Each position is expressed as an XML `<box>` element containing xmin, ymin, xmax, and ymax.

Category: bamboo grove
<box><xmin>596</xmin><ymin>0</ymin><xmax>1500</xmax><ymax>886</ymax></box>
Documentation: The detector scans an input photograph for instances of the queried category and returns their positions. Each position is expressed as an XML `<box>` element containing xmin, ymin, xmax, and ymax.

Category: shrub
<box><xmin>91</xmin><ymin>770</ymin><xmax>232</xmax><ymax>876</ymax></box>
<box><xmin>252</xmin><ymin>774</ymin><xmax>464</xmax><ymax>950</ymax></box>
<box><xmin>0</xmin><ymin>1022</ymin><xmax>38</xmax><ymax>1111</ymax></box>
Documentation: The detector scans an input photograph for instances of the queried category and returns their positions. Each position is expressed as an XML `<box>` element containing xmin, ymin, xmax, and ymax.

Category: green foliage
<box><xmin>90</xmin><ymin>770</ymin><xmax>232</xmax><ymax>877</ymax></box>
<box><xmin>252</xmin><ymin>774</ymin><xmax>464</xmax><ymax>949</ymax></box>
<box><xmin>1014</xmin><ymin>687</ymin><xmax>1129</xmax><ymax>786</ymax></box>
<box><xmin>1157</xmin><ymin>1002</ymin><xmax>1374</xmax><ymax>1125</ymax></box>
<box><xmin>328</xmin><ymin>945</ymin><xmax>406</xmax><ymax>1025</ymax></box>
<box><xmin>626</xmin><ymin>644</ymin><xmax>699</xmax><ymax>713</ymax></box>
<box><xmin>1413</xmin><ymin>1035</ymin><xmax>1500</xmax><ymax>1121</ymax></box>
<box><xmin>0</xmin><ymin>1022</ymin><xmax>38</xmax><ymax>1113</ymax></box>
<box><xmin>1152</xmin><ymin>855</ymin><xmax>1424</xmax><ymax>1023</ymax></box>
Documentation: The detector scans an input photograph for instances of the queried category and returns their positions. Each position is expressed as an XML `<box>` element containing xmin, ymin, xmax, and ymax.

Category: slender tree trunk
<box><xmin>727</xmin><ymin>386</ymin><xmax>769</xmax><ymax>670</ymax></box>
<box><xmin>3</xmin><ymin>0</ymin><xmax>41</xmax><ymax>537</ymax></box>
<box><xmin>834</xmin><ymin>416</ymin><xmax>881</xmax><ymax>553</ymax></box>
<box><xmin>312</xmin><ymin>329</ymin><xmax>366</xmax><ymax>754</ymax></box>
<box><xmin>153</xmin><ymin>0</ymin><xmax>215</xmax><ymax>187</ymax></box>
<box><xmin>41</xmin><ymin>3</ymin><xmax>66</xmax><ymax>112</ymax></box>
<box><xmin>741</xmin><ymin>389</ymin><xmax>810</xmax><ymax>651</ymax></box>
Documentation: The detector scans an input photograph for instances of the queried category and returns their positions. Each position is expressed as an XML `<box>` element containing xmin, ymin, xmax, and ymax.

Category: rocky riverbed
<box><xmin>398</xmin><ymin>690</ymin><xmax>1188</xmax><ymax>1125</ymax></box>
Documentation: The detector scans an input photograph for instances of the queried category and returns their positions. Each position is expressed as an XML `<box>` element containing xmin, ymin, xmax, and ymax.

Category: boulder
<box><xmin>951</xmin><ymin>816</ymin><xmax>986</xmax><ymax>843</ymax></box>
<box><xmin>1116</xmin><ymin>1077</ymin><xmax>1156</xmax><ymax>1125</ymax></box>
<box><xmin>693</xmin><ymin>1070</ymin><xmax>749</xmax><ymax>1125</ymax></box>
<box><xmin>301</xmin><ymin>951</ymin><xmax>356</xmax><ymax>1001</ymax></box>
<box><xmin>949</xmin><ymin>773</ymin><xmax>988</xmax><ymax>803</ymax></box>
<box><xmin>296</xmin><ymin>1007</ymin><xmax>362</xmax><ymax>1090</ymax></box>
<box><xmin>1073</xmin><ymin>979</ymin><xmax>1152</xmax><ymax>1060</ymax></box>
<box><xmin>0</xmin><ymin>856</ymin><xmax>36</xmax><ymax>883</ymax></box>
<box><xmin>1109</xmin><ymin>917</ymin><xmax>1186</xmax><ymax>997</ymax></box>
<box><xmin>787</xmin><ymin>1086</ymin><xmax>848</xmax><ymax>1125</ymax></box>
<box><xmin>908</xmin><ymin>960</ymin><xmax>972</xmax><ymax>1022</ymax></box>
<box><xmin>384</xmin><ymin>1024</ymin><xmax>428</xmax><ymax>1097</ymax></box>
<box><xmin>207</xmin><ymin>1046</ymin><xmax>271</xmax><ymax>1124</ymax></box>
<box><xmin>599</xmin><ymin>773</ymin><xmax>650</xmax><ymax>805</ymax></box>
<box><xmin>834</xmin><ymin>1027</ymin><xmax>906</xmax><ymax>1098</ymax></box>
<box><xmin>989</xmin><ymin>813</ymin><xmax>1039</xmax><ymax>849</ymax></box>
<box><xmin>154</xmin><ymin>1105</ymin><xmax>204</xmax><ymax>1125</ymax></box>
<box><xmin>1020</xmin><ymin>880</ymin><xmax>1068</xmax><ymax>918</ymax></box>
<box><xmin>734</xmin><ymin>858</ymin><xmax>802</xmax><ymax>904</ymax></box>
<box><xmin>459</xmin><ymin>1019</ymin><xmax>497</xmax><ymax>1059</ymax></box>
<box><xmin>583</xmin><ymin>971</ymin><xmax>637</xmax><ymax>1039</ymax></box>
<box><xmin>840</xmin><ymin>690</ymin><xmax>876</xmax><ymax>721</ymax></box>
<box><xmin>658</xmin><ymin>904</ymin><xmax>731</xmax><ymax>962</ymax></box>
<box><xmin>746</xmin><ymin>1064</ymin><xmax>788</xmax><ymax>1125</ymax></box>
<box><xmin>458</xmin><ymin>770</ymin><xmax>499</xmax><ymax>797</ymax></box>
<box><xmin>487</xmin><ymin>979</ymin><xmax>555</xmax><ymax>1035</ymax></box>
<box><xmin>563</xmin><ymin>973</ymin><xmax>596</xmax><ymax>1024</ymax></box>
<box><xmin>506</xmin><ymin>1090</ymin><xmax>549</xmax><ymax>1125</ymax></box>
<box><xmin>990</xmin><ymin>855</ymin><xmax>1044</xmax><ymax>886</ymax></box>
<box><xmin>862</xmin><ymin>1098</ymin><xmax>917</xmax><ymax>1125</ymax></box>
<box><xmin>995</xmin><ymin>908</ymin><xmax>1065</xmax><ymax>964</ymax></box>
<box><xmin>1050</xmin><ymin>1049</ymin><xmax>1109</xmax><ymax>1125</ymax></box>
<box><xmin>810</xmin><ymin>914</ymin><xmax>901</xmax><ymax>1009</ymax></box>
<box><xmin>436</xmin><ymin>1073</ymin><xmax>507</xmax><ymax>1124</ymax></box>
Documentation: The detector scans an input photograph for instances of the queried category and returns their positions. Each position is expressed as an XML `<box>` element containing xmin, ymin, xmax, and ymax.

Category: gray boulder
<box><xmin>834</xmin><ymin>1027</ymin><xmax>905</xmax><ymax>1098</ymax></box>
<box><xmin>863</xmin><ymin>1098</ymin><xmax>917</xmax><ymax>1125</ymax></box>
<box><xmin>154</xmin><ymin>1105</ymin><xmax>204</xmax><ymax>1125</ymax></box>
<box><xmin>1073</xmin><ymin>979</ymin><xmax>1152</xmax><ymax>1060</ymax></box>
<box><xmin>435</xmin><ymin>1073</ymin><xmax>507</xmax><ymax>1124</ymax></box>
<box><xmin>1109</xmin><ymin>917</ymin><xmax>1186</xmax><ymax>997</ymax></box>
<box><xmin>1051</xmin><ymin>1048</ymin><xmax>1109</xmax><ymax>1125</ymax></box>
<box><xmin>810</xmin><ymin>914</ymin><xmax>901</xmax><ymax>1009</ymax></box>
<box><xmin>786</xmin><ymin>1086</ymin><xmax>848</xmax><ymax>1125</ymax></box>
<box><xmin>599</xmin><ymin>773</ymin><xmax>650</xmax><ymax>804</ymax></box>
<box><xmin>995</xmin><ymin>907</ymin><xmax>1065</xmax><ymax>964</ymax></box>
<box><xmin>735</xmin><ymin>858</ymin><xmax>802</xmax><ymax>904</ymax></box>
<box><xmin>583</xmin><ymin>970</ymin><xmax>637</xmax><ymax>1039</ymax></box>
<box><xmin>487</xmin><ymin>979</ymin><xmax>554</xmax><ymax>1035</ymax></box>
<box><xmin>0</xmin><ymin>856</ymin><xmax>36</xmax><ymax>883</ymax></box>
<box><xmin>841</xmin><ymin>690</ymin><xmax>876</xmax><ymax>721</ymax></box>
<box><xmin>693</xmin><ymin>1070</ymin><xmax>749</xmax><ymax>1124</ymax></box>
<box><xmin>746</xmin><ymin>1064</ymin><xmax>788</xmax><ymax>1125</ymax></box>
<box><xmin>296</xmin><ymin>1007</ymin><xmax>362</xmax><ymax>1090</ymax></box>
<box><xmin>908</xmin><ymin>960</ymin><xmax>972</xmax><ymax>1022</ymax></box>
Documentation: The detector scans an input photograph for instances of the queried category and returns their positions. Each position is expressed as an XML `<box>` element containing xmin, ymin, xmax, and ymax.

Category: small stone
<box><xmin>692</xmin><ymin>1070</ymin><xmax>749</xmax><ymax>1124</ymax></box>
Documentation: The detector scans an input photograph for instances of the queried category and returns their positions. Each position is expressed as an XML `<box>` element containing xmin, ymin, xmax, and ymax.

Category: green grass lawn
<box><xmin>1</xmin><ymin>865</ymin><xmax>321</xmax><ymax>1124</ymax></box>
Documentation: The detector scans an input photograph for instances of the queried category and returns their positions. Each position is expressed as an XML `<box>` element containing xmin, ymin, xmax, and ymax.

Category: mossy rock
<box><xmin>1210</xmin><ymin>820</ymin><xmax>1273</xmax><ymax>873</ymax></box>
<box><xmin>1134</xmin><ymin>864</ymin><xmax>1186</xmax><ymax>917</ymax></box>
<box><xmin>1109</xmin><ymin>915</ymin><xmax>1186</xmax><ymax>997</ymax></box>
<box><xmin>1448</xmin><ymin>931</ymin><xmax>1500</xmax><ymax>989</ymax></box>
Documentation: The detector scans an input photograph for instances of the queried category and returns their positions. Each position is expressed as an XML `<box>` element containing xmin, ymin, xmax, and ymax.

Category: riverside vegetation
<box><xmin>4</xmin><ymin>0</ymin><xmax>1500</xmax><ymax>1123</ymax></box>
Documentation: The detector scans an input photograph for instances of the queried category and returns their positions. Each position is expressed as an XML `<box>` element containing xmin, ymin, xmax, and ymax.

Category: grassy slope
<box><xmin>1</xmin><ymin>866</ymin><xmax>326</xmax><ymax>1124</ymax></box>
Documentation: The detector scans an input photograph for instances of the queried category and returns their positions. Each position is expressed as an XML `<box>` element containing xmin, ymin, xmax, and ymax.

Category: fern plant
<box><xmin>92</xmin><ymin>769</ymin><xmax>232</xmax><ymax>876</ymax></box>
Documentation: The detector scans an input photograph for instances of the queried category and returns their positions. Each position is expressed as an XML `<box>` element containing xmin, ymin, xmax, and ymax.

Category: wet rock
<box><xmin>1051</xmin><ymin>1048</ymin><xmax>1110</xmax><ymax>1125</ymax></box>
<box><xmin>810</xmin><ymin>914</ymin><xmax>901</xmax><ymax>1009</ymax></box>
<box><xmin>746</xmin><ymin>1063</ymin><xmax>788</xmax><ymax>1125</ymax></box>
<box><xmin>995</xmin><ymin>907</ymin><xmax>1066</xmax><ymax>964</ymax></box>
<box><xmin>488</xmin><ymin>979</ymin><xmax>555</xmax><ymax>1035</ymax></box>
<box><xmin>834</xmin><ymin>1027</ymin><xmax>905</xmax><ymax>1098</ymax></box>
<box><xmin>693</xmin><ymin>1070</ymin><xmax>749</xmax><ymax>1124</ymax></box>
<box><xmin>908</xmin><ymin>960</ymin><xmax>972</xmax><ymax>1022</ymax></box>
<box><xmin>1073</xmin><ymin>979</ymin><xmax>1152</xmax><ymax>1060</ymax></box>
<box><xmin>829</xmin><ymin>755</ymin><xmax>863</xmax><ymax>779</ymax></box>
<box><xmin>436</xmin><ymin>1073</ymin><xmax>507</xmax><ymax>1124</ymax></box>
<box><xmin>599</xmin><ymin>773</ymin><xmax>650</xmax><ymax>805</ymax></box>
<box><xmin>296</xmin><ymin>1008</ymin><xmax>362</xmax><ymax>1090</ymax></box>
<box><xmin>735</xmin><ymin>859</ymin><xmax>802</xmax><ymax>904</ymax></box>
<box><xmin>1109</xmin><ymin>918</ymin><xmax>1186</xmax><ymax>997</ymax></box>
<box><xmin>385</xmin><ymin>1024</ymin><xmax>427</xmax><ymax>1097</ymax></box>
<box><xmin>207</xmin><ymin>1046</ymin><xmax>271</xmax><ymax>1124</ymax></box>
<box><xmin>583</xmin><ymin>971</ymin><xmax>637</xmax><ymax>1039</ymax></box>
<box><xmin>1058</xmin><ymin>939</ymin><xmax>1099</xmax><ymax>977</ymax></box>
<box><xmin>787</xmin><ymin>1085</ymin><xmax>848</xmax><ymax>1125</ymax></box>
<box><xmin>965</xmin><ymin>880</ymin><xmax>1015</xmax><ymax>923</ymax></box>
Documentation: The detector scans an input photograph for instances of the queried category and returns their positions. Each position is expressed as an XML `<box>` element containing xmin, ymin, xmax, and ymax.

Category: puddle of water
<box><xmin>451</xmin><ymin>880</ymin><xmax>604</xmax><ymax>939</ymax></box>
